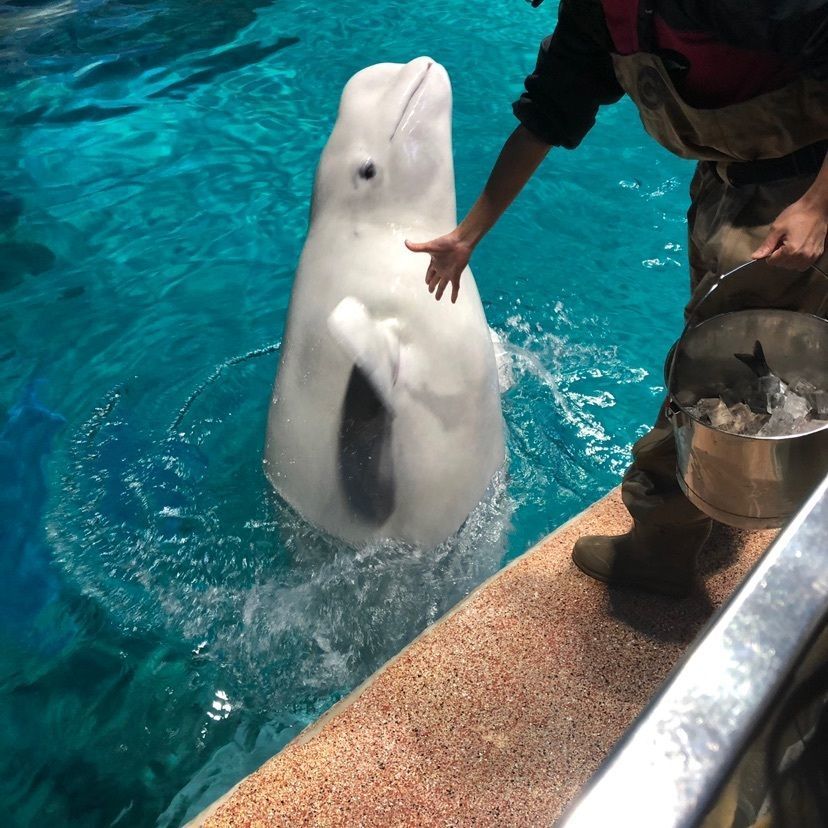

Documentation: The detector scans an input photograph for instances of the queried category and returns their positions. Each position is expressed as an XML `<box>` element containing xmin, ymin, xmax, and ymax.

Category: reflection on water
<box><xmin>0</xmin><ymin>0</ymin><xmax>272</xmax><ymax>86</ymax></box>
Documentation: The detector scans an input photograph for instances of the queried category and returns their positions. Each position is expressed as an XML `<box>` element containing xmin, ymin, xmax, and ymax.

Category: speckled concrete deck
<box><xmin>190</xmin><ymin>487</ymin><xmax>775</xmax><ymax>827</ymax></box>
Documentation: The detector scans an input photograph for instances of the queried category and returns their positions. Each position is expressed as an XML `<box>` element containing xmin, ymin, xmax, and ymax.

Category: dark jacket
<box><xmin>514</xmin><ymin>0</ymin><xmax>828</xmax><ymax>148</ymax></box>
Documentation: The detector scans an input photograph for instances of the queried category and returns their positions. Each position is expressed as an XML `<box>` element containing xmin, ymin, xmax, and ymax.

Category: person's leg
<box><xmin>573</xmin><ymin>163</ymin><xmax>826</xmax><ymax>596</ymax></box>
<box><xmin>572</xmin><ymin>398</ymin><xmax>712</xmax><ymax>597</ymax></box>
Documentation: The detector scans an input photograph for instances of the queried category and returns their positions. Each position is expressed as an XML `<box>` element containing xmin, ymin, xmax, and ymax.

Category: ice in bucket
<box><xmin>688</xmin><ymin>340</ymin><xmax>828</xmax><ymax>437</ymax></box>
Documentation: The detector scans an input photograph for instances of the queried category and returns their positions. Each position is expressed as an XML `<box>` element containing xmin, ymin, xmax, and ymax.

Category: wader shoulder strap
<box><xmin>602</xmin><ymin>0</ymin><xmax>656</xmax><ymax>53</ymax></box>
<box><xmin>637</xmin><ymin>0</ymin><xmax>656</xmax><ymax>53</ymax></box>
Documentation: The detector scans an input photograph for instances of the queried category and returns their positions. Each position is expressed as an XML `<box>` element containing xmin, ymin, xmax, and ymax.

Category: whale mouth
<box><xmin>389</xmin><ymin>62</ymin><xmax>432</xmax><ymax>142</ymax></box>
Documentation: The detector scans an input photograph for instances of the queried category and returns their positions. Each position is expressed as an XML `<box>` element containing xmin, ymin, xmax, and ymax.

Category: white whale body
<box><xmin>264</xmin><ymin>57</ymin><xmax>505</xmax><ymax>547</ymax></box>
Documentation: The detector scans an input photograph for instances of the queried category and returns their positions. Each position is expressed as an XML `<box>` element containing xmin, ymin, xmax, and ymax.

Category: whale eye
<box><xmin>358</xmin><ymin>160</ymin><xmax>377</xmax><ymax>180</ymax></box>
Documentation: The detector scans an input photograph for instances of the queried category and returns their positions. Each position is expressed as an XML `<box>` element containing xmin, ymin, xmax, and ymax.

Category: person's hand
<box><xmin>752</xmin><ymin>196</ymin><xmax>828</xmax><ymax>269</ymax></box>
<box><xmin>405</xmin><ymin>232</ymin><xmax>473</xmax><ymax>303</ymax></box>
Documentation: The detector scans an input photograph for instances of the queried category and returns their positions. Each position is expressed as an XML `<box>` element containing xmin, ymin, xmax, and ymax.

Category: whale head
<box><xmin>311</xmin><ymin>57</ymin><xmax>456</xmax><ymax>230</ymax></box>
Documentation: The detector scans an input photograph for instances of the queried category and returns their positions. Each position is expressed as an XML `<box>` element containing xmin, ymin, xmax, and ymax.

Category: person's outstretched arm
<box><xmin>405</xmin><ymin>1</ymin><xmax>622</xmax><ymax>303</ymax></box>
<box><xmin>405</xmin><ymin>125</ymin><xmax>551</xmax><ymax>303</ymax></box>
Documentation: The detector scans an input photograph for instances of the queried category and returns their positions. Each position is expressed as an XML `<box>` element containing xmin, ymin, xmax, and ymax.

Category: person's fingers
<box><xmin>405</xmin><ymin>239</ymin><xmax>430</xmax><ymax>253</ymax></box>
<box><xmin>766</xmin><ymin>243</ymin><xmax>811</xmax><ymax>270</ymax></box>
<box><xmin>425</xmin><ymin>262</ymin><xmax>436</xmax><ymax>285</ymax></box>
<box><xmin>773</xmin><ymin>249</ymin><xmax>813</xmax><ymax>270</ymax></box>
<box><xmin>435</xmin><ymin>277</ymin><xmax>449</xmax><ymax>301</ymax></box>
<box><xmin>752</xmin><ymin>227</ymin><xmax>784</xmax><ymax>260</ymax></box>
<box><xmin>801</xmin><ymin>241</ymin><xmax>825</xmax><ymax>266</ymax></box>
<box><xmin>807</xmin><ymin>247</ymin><xmax>825</xmax><ymax>266</ymax></box>
<box><xmin>427</xmin><ymin>269</ymin><xmax>440</xmax><ymax>292</ymax></box>
<box><xmin>450</xmin><ymin>278</ymin><xmax>460</xmax><ymax>304</ymax></box>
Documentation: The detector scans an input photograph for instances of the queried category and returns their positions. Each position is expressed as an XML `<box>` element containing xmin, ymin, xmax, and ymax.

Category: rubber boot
<box><xmin>571</xmin><ymin>519</ymin><xmax>712</xmax><ymax>597</ymax></box>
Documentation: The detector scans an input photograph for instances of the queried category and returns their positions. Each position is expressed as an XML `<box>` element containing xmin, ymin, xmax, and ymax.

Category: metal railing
<box><xmin>558</xmin><ymin>472</ymin><xmax>828</xmax><ymax>828</ymax></box>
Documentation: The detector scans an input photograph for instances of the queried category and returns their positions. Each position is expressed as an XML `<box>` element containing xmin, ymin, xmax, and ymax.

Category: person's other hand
<box><xmin>752</xmin><ymin>197</ymin><xmax>828</xmax><ymax>269</ymax></box>
<box><xmin>405</xmin><ymin>232</ymin><xmax>472</xmax><ymax>303</ymax></box>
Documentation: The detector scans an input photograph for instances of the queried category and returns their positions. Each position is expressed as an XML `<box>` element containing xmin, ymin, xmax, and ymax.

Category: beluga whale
<box><xmin>264</xmin><ymin>57</ymin><xmax>505</xmax><ymax>548</ymax></box>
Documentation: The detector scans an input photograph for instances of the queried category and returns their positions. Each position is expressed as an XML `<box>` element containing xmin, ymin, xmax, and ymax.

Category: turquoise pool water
<box><xmin>0</xmin><ymin>0</ymin><xmax>691</xmax><ymax>824</ymax></box>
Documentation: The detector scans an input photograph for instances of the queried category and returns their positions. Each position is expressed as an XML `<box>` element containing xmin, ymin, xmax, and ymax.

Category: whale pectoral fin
<box><xmin>327</xmin><ymin>297</ymin><xmax>399</xmax><ymax>414</ymax></box>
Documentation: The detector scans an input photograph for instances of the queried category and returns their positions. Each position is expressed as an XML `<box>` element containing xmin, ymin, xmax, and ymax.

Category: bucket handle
<box><xmin>664</xmin><ymin>258</ymin><xmax>828</xmax><ymax>409</ymax></box>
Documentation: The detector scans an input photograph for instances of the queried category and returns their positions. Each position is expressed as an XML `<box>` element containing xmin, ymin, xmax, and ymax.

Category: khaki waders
<box><xmin>573</xmin><ymin>51</ymin><xmax>828</xmax><ymax>595</ymax></box>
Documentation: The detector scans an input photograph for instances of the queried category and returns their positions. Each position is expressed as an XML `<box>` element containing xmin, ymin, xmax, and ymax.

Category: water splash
<box><xmin>170</xmin><ymin>341</ymin><xmax>281</xmax><ymax>433</ymax></box>
<box><xmin>49</xmin><ymin>370</ymin><xmax>514</xmax><ymax>822</ymax></box>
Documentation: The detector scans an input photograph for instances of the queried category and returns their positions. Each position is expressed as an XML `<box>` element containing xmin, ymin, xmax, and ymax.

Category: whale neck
<box><xmin>311</xmin><ymin>197</ymin><xmax>457</xmax><ymax>237</ymax></box>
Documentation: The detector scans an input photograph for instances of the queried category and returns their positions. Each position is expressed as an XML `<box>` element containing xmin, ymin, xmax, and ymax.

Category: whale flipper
<box><xmin>327</xmin><ymin>297</ymin><xmax>400</xmax><ymax>415</ymax></box>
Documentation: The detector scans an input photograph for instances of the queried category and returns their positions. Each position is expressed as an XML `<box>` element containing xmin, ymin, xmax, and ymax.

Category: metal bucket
<box><xmin>666</xmin><ymin>261</ymin><xmax>828</xmax><ymax>529</ymax></box>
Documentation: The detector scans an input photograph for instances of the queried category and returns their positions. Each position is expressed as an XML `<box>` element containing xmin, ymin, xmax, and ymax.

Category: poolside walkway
<box><xmin>189</xmin><ymin>488</ymin><xmax>775</xmax><ymax>827</ymax></box>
